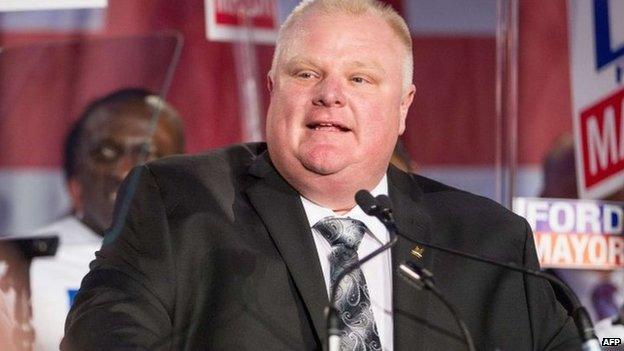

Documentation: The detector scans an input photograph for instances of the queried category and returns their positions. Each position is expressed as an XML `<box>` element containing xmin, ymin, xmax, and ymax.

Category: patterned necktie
<box><xmin>313</xmin><ymin>217</ymin><xmax>382</xmax><ymax>351</ymax></box>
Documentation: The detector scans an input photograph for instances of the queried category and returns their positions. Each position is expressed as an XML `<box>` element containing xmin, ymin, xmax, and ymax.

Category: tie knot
<box><xmin>313</xmin><ymin>217</ymin><xmax>367</xmax><ymax>249</ymax></box>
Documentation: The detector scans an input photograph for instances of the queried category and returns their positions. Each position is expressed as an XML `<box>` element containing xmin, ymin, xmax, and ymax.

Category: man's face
<box><xmin>73</xmin><ymin>104</ymin><xmax>179</xmax><ymax>233</ymax></box>
<box><xmin>266</xmin><ymin>10</ymin><xmax>415</xmax><ymax>193</ymax></box>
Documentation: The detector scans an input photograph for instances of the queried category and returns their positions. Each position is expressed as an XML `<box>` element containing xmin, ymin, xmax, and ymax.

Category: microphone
<box><xmin>324</xmin><ymin>191</ymin><xmax>399</xmax><ymax>351</ymax></box>
<box><xmin>354</xmin><ymin>189</ymin><xmax>378</xmax><ymax>215</ymax></box>
<box><xmin>356</xmin><ymin>191</ymin><xmax>397</xmax><ymax>232</ymax></box>
<box><xmin>357</xmin><ymin>190</ymin><xmax>475</xmax><ymax>351</ymax></box>
<box><xmin>369</xmin><ymin>193</ymin><xmax>601</xmax><ymax>351</ymax></box>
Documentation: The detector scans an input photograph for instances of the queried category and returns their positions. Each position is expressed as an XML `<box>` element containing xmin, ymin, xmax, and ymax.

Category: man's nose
<box><xmin>312</xmin><ymin>77</ymin><xmax>346</xmax><ymax>107</ymax></box>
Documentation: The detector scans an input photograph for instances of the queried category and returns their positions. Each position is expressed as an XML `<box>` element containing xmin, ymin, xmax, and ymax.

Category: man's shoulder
<box><xmin>135</xmin><ymin>143</ymin><xmax>268</xmax><ymax>211</ymax></box>
<box><xmin>402</xmin><ymin>172</ymin><xmax>531</xmax><ymax>259</ymax></box>
<box><xmin>409</xmin><ymin>172</ymin><xmax>528</xmax><ymax>229</ymax></box>
<box><xmin>148</xmin><ymin>142</ymin><xmax>267</xmax><ymax>175</ymax></box>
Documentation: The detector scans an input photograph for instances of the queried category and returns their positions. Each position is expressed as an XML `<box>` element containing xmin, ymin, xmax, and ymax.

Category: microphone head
<box><xmin>375</xmin><ymin>195</ymin><xmax>393</xmax><ymax>212</ymax></box>
<box><xmin>355</xmin><ymin>190</ymin><xmax>377</xmax><ymax>215</ymax></box>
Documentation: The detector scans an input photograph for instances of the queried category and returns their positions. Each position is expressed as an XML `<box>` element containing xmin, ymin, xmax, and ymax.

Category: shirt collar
<box><xmin>300</xmin><ymin>174</ymin><xmax>388</xmax><ymax>231</ymax></box>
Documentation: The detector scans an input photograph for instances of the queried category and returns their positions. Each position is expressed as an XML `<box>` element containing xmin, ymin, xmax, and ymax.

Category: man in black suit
<box><xmin>63</xmin><ymin>0</ymin><xmax>581</xmax><ymax>350</ymax></box>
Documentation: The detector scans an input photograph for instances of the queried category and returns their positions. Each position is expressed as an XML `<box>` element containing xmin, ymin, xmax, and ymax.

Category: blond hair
<box><xmin>269</xmin><ymin>0</ymin><xmax>413</xmax><ymax>90</ymax></box>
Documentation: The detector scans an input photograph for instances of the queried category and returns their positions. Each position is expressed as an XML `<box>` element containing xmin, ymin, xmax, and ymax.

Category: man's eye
<box><xmin>351</xmin><ymin>76</ymin><xmax>368</xmax><ymax>84</ymax></box>
<box><xmin>297</xmin><ymin>71</ymin><xmax>315</xmax><ymax>79</ymax></box>
<box><xmin>91</xmin><ymin>145</ymin><xmax>120</xmax><ymax>163</ymax></box>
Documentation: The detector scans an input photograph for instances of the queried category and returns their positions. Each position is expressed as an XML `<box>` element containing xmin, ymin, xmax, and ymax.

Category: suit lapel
<box><xmin>388</xmin><ymin>166</ymin><xmax>435</xmax><ymax>350</ymax></box>
<box><xmin>245</xmin><ymin>152</ymin><xmax>329</xmax><ymax>346</ymax></box>
<box><xmin>244</xmin><ymin>154</ymin><xmax>436</xmax><ymax>349</ymax></box>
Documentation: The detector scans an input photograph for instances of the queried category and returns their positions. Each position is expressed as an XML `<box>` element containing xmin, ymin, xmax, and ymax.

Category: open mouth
<box><xmin>306</xmin><ymin>122</ymin><xmax>351</xmax><ymax>132</ymax></box>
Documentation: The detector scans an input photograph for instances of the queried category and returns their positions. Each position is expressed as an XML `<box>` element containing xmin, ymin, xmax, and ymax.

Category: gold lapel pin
<box><xmin>410</xmin><ymin>246</ymin><xmax>424</xmax><ymax>259</ymax></box>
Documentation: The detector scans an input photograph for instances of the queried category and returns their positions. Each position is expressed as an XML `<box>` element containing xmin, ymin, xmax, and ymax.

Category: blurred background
<box><xmin>1</xmin><ymin>0</ymin><xmax>623</xmax><ymax>349</ymax></box>
<box><xmin>0</xmin><ymin>0</ymin><xmax>574</xmax><ymax>235</ymax></box>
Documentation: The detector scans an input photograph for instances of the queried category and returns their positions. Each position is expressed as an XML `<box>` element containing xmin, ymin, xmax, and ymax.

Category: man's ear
<box><xmin>398</xmin><ymin>84</ymin><xmax>416</xmax><ymax>134</ymax></box>
<box><xmin>67</xmin><ymin>178</ymin><xmax>83</xmax><ymax>215</ymax></box>
<box><xmin>267</xmin><ymin>74</ymin><xmax>274</xmax><ymax>93</ymax></box>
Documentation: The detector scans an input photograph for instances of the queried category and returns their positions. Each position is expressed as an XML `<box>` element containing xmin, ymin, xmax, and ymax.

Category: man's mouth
<box><xmin>306</xmin><ymin>122</ymin><xmax>351</xmax><ymax>132</ymax></box>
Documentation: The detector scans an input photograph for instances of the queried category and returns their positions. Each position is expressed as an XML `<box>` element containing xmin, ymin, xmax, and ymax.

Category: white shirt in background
<box><xmin>30</xmin><ymin>216</ymin><xmax>101</xmax><ymax>351</ymax></box>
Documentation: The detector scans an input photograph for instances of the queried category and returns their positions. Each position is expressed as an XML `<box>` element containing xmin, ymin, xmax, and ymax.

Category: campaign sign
<box><xmin>204</xmin><ymin>0</ymin><xmax>277</xmax><ymax>43</ymax></box>
<box><xmin>513</xmin><ymin>197</ymin><xmax>624</xmax><ymax>270</ymax></box>
<box><xmin>569</xmin><ymin>0</ymin><xmax>624</xmax><ymax>199</ymax></box>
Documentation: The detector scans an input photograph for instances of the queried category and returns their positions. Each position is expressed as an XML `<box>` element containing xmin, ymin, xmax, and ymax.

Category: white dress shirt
<box><xmin>301</xmin><ymin>175</ymin><xmax>393</xmax><ymax>350</ymax></box>
<box><xmin>30</xmin><ymin>216</ymin><xmax>102</xmax><ymax>351</ymax></box>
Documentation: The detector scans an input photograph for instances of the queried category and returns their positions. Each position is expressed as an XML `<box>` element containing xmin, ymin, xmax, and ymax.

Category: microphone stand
<box><xmin>358</xmin><ymin>191</ymin><xmax>475</xmax><ymax>351</ymax></box>
<box><xmin>325</xmin><ymin>228</ymin><xmax>397</xmax><ymax>351</ymax></box>
<box><xmin>325</xmin><ymin>190</ymin><xmax>400</xmax><ymax>351</ymax></box>
<box><xmin>397</xmin><ymin>261</ymin><xmax>476</xmax><ymax>351</ymax></box>
<box><xmin>369</xmin><ymin>194</ymin><xmax>601</xmax><ymax>351</ymax></box>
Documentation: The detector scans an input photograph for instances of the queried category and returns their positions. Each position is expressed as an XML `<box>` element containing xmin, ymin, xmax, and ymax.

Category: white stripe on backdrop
<box><xmin>0</xmin><ymin>166</ymin><xmax>542</xmax><ymax>236</ymax></box>
<box><xmin>0</xmin><ymin>170</ymin><xmax>70</xmax><ymax>235</ymax></box>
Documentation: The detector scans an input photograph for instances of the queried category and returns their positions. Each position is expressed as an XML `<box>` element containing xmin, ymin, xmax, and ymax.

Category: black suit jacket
<box><xmin>63</xmin><ymin>143</ymin><xmax>581</xmax><ymax>350</ymax></box>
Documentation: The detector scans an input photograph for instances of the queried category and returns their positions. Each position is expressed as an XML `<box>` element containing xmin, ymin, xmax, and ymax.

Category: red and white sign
<box><xmin>513</xmin><ymin>197</ymin><xmax>624</xmax><ymax>270</ymax></box>
<box><xmin>204</xmin><ymin>0</ymin><xmax>278</xmax><ymax>43</ymax></box>
<box><xmin>578</xmin><ymin>88</ymin><xmax>624</xmax><ymax>194</ymax></box>
<box><xmin>569</xmin><ymin>0</ymin><xmax>624</xmax><ymax>199</ymax></box>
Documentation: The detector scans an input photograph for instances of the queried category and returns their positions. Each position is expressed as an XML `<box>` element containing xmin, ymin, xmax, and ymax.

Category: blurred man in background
<box><xmin>30</xmin><ymin>88</ymin><xmax>185</xmax><ymax>350</ymax></box>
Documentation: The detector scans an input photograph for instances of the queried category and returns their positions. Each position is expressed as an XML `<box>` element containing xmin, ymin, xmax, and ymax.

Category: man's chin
<box><xmin>300</xmin><ymin>158</ymin><xmax>345</xmax><ymax>176</ymax></box>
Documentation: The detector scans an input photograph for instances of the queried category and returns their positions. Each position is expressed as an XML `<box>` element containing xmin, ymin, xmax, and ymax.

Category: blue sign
<box><xmin>594</xmin><ymin>0</ymin><xmax>624</xmax><ymax>70</ymax></box>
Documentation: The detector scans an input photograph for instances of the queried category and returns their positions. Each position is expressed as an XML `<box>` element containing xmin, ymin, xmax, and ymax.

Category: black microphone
<box><xmin>356</xmin><ymin>191</ymin><xmax>394</xmax><ymax>224</ymax></box>
<box><xmin>324</xmin><ymin>190</ymin><xmax>399</xmax><ymax>351</ymax></box>
<box><xmin>354</xmin><ymin>189</ymin><xmax>378</xmax><ymax>215</ymax></box>
<box><xmin>371</xmin><ymin>194</ymin><xmax>601</xmax><ymax>351</ymax></box>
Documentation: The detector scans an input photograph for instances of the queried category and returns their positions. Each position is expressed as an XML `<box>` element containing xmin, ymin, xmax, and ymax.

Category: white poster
<box><xmin>0</xmin><ymin>0</ymin><xmax>106</xmax><ymax>12</ymax></box>
<box><xmin>569</xmin><ymin>0</ymin><xmax>624</xmax><ymax>199</ymax></box>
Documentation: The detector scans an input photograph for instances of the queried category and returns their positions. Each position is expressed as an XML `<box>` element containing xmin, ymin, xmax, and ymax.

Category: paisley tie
<box><xmin>313</xmin><ymin>217</ymin><xmax>382</xmax><ymax>351</ymax></box>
